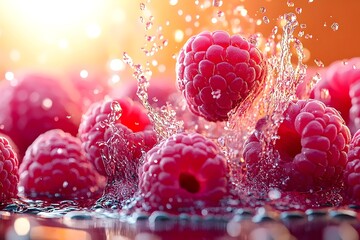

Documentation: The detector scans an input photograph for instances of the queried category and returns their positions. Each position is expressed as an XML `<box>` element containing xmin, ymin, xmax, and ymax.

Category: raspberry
<box><xmin>110</xmin><ymin>78</ymin><xmax>176</xmax><ymax>108</ymax></box>
<box><xmin>66</xmin><ymin>69</ymin><xmax>110</xmax><ymax>112</ymax></box>
<box><xmin>310</xmin><ymin>58</ymin><xmax>360</xmax><ymax>134</ymax></box>
<box><xmin>243</xmin><ymin>99</ymin><xmax>351</xmax><ymax>192</ymax></box>
<box><xmin>176</xmin><ymin>30</ymin><xmax>267</xmax><ymax>122</ymax></box>
<box><xmin>0</xmin><ymin>136</ymin><xmax>19</xmax><ymax>202</ymax></box>
<box><xmin>139</xmin><ymin>132</ymin><xmax>228</xmax><ymax>210</ymax></box>
<box><xmin>344</xmin><ymin>129</ymin><xmax>360</xmax><ymax>202</ymax></box>
<box><xmin>78</xmin><ymin>97</ymin><xmax>157</xmax><ymax>176</ymax></box>
<box><xmin>19</xmin><ymin>129</ymin><xmax>105</xmax><ymax>200</ymax></box>
<box><xmin>0</xmin><ymin>73</ymin><xmax>82</xmax><ymax>160</ymax></box>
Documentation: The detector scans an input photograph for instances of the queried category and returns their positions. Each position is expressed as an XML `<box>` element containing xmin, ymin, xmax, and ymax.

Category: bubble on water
<box><xmin>331</xmin><ymin>22</ymin><xmax>339</xmax><ymax>31</ymax></box>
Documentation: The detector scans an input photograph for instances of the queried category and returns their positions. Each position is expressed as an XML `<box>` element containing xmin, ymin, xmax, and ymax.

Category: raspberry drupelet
<box><xmin>176</xmin><ymin>30</ymin><xmax>267</xmax><ymax>122</ymax></box>
<box><xmin>243</xmin><ymin>99</ymin><xmax>351</xmax><ymax>192</ymax></box>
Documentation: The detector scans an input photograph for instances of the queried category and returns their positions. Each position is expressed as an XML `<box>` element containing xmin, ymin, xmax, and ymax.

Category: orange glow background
<box><xmin>0</xmin><ymin>0</ymin><xmax>359</xmax><ymax>82</ymax></box>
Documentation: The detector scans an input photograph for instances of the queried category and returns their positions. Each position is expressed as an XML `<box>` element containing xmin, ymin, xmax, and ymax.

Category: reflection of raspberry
<box><xmin>78</xmin><ymin>97</ymin><xmax>157</xmax><ymax>176</ymax></box>
<box><xmin>243</xmin><ymin>99</ymin><xmax>351</xmax><ymax>192</ymax></box>
<box><xmin>139</xmin><ymin>132</ymin><xmax>228</xmax><ymax>210</ymax></box>
<box><xmin>0</xmin><ymin>136</ymin><xmax>19</xmax><ymax>202</ymax></box>
<box><xmin>19</xmin><ymin>129</ymin><xmax>105</xmax><ymax>200</ymax></box>
<box><xmin>0</xmin><ymin>73</ymin><xmax>82</xmax><ymax>160</ymax></box>
<box><xmin>176</xmin><ymin>30</ymin><xmax>267</xmax><ymax>122</ymax></box>
<box><xmin>310</xmin><ymin>58</ymin><xmax>360</xmax><ymax>134</ymax></box>
<box><xmin>344</xmin><ymin>129</ymin><xmax>360</xmax><ymax>202</ymax></box>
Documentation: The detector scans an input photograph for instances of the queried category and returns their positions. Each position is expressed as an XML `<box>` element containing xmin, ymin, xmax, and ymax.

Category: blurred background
<box><xmin>0</xmin><ymin>0</ymin><xmax>358</xmax><ymax>84</ymax></box>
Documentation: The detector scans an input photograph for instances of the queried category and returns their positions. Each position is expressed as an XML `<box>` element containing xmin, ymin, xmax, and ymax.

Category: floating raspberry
<box><xmin>19</xmin><ymin>129</ymin><xmax>105</xmax><ymax>200</ymax></box>
<box><xmin>310</xmin><ymin>58</ymin><xmax>360</xmax><ymax>134</ymax></box>
<box><xmin>344</xmin><ymin>129</ymin><xmax>360</xmax><ymax>202</ymax></box>
<box><xmin>139</xmin><ymin>132</ymin><xmax>228</xmax><ymax>210</ymax></box>
<box><xmin>0</xmin><ymin>73</ymin><xmax>82</xmax><ymax>161</ymax></box>
<box><xmin>243</xmin><ymin>99</ymin><xmax>351</xmax><ymax>192</ymax></box>
<box><xmin>176</xmin><ymin>30</ymin><xmax>267</xmax><ymax>122</ymax></box>
<box><xmin>0</xmin><ymin>136</ymin><xmax>19</xmax><ymax>203</ymax></box>
<box><xmin>78</xmin><ymin>97</ymin><xmax>157</xmax><ymax>176</ymax></box>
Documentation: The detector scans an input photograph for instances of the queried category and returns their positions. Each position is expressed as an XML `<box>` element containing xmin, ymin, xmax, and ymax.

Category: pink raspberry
<box><xmin>139</xmin><ymin>132</ymin><xmax>228</xmax><ymax>210</ymax></box>
<box><xmin>0</xmin><ymin>73</ymin><xmax>82</xmax><ymax>160</ymax></box>
<box><xmin>310</xmin><ymin>58</ymin><xmax>360</xmax><ymax>134</ymax></box>
<box><xmin>78</xmin><ymin>97</ymin><xmax>157</xmax><ymax>176</ymax></box>
<box><xmin>0</xmin><ymin>136</ymin><xmax>19</xmax><ymax>202</ymax></box>
<box><xmin>344</xmin><ymin>129</ymin><xmax>360</xmax><ymax>202</ymax></box>
<box><xmin>176</xmin><ymin>30</ymin><xmax>267</xmax><ymax>122</ymax></box>
<box><xmin>19</xmin><ymin>129</ymin><xmax>105</xmax><ymax>200</ymax></box>
<box><xmin>66</xmin><ymin>69</ymin><xmax>110</xmax><ymax>112</ymax></box>
<box><xmin>243</xmin><ymin>99</ymin><xmax>351</xmax><ymax>192</ymax></box>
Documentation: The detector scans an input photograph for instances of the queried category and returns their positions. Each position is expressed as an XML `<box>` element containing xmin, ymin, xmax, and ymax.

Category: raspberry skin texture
<box><xmin>19</xmin><ymin>129</ymin><xmax>105</xmax><ymax>200</ymax></box>
<box><xmin>176</xmin><ymin>30</ymin><xmax>267</xmax><ymax>122</ymax></box>
<box><xmin>0</xmin><ymin>136</ymin><xmax>19</xmax><ymax>202</ymax></box>
<box><xmin>243</xmin><ymin>99</ymin><xmax>351</xmax><ymax>192</ymax></box>
<box><xmin>78</xmin><ymin>97</ymin><xmax>157</xmax><ymax>176</ymax></box>
<box><xmin>0</xmin><ymin>73</ymin><xmax>82</xmax><ymax>160</ymax></box>
<box><xmin>344</xmin><ymin>129</ymin><xmax>360</xmax><ymax>202</ymax></box>
<box><xmin>139</xmin><ymin>132</ymin><xmax>228</xmax><ymax>210</ymax></box>
<box><xmin>310</xmin><ymin>58</ymin><xmax>360</xmax><ymax>134</ymax></box>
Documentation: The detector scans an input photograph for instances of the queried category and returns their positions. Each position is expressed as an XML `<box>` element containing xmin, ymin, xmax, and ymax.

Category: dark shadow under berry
<box><xmin>179</xmin><ymin>172</ymin><xmax>200</xmax><ymax>193</ymax></box>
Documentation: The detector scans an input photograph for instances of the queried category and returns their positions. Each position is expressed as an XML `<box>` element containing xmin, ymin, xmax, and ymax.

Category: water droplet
<box><xmin>314</xmin><ymin>59</ymin><xmax>325</xmax><ymax>68</ymax></box>
<box><xmin>331</xmin><ymin>22</ymin><xmax>339</xmax><ymax>31</ymax></box>
<box><xmin>320</xmin><ymin>88</ymin><xmax>330</xmax><ymax>101</ymax></box>
<box><xmin>268</xmin><ymin>189</ymin><xmax>281</xmax><ymax>200</ymax></box>
<box><xmin>287</xmin><ymin>0</ymin><xmax>294</xmax><ymax>7</ymax></box>
<box><xmin>259</xmin><ymin>7</ymin><xmax>266</xmax><ymax>13</ymax></box>
<box><xmin>263</xmin><ymin>16</ymin><xmax>270</xmax><ymax>24</ymax></box>
<box><xmin>213</xmin><ymin>0</ymin><xmax>223</xmax><ymax>7</ymax></box>
<box><xmin>308</xmin><ymin>0</ymin><xmax>314</xmax><ymax>2</ymax></box>
<box><xmin>145</xmin><ymin>21</ymin><xmax>153</xmax><ymax>30</ymax></box>
<box><xmin>295</xmin><ymin>7</ymin><xmax>302</xmax><ymax>14</ymax></box>
<box><xmin>300</xmin><ymin>24</ymin><xmax>306</xmax><ymax>29</ymax></box>
<box><xmin>212</xmin><ymin>90</ymin><xmax>221</xmax><ymax>99</ymax></box>
<box><xmin>169</xmin><ymin>0</ymin><xmax>178</xmax><ymax>5</ymax></box>
<box><xmin>140</xmin><ymin>3</ymin><xmax>146</xmax><ymax>10</ymax></box>
<box><xmin>217</xmin><ymin>11</ymin><xmax>224</xmax><ymax>18</ymax></box>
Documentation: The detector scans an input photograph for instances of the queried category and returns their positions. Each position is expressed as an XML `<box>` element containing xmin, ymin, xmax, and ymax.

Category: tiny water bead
<box><xmin>331</xmin><ymin>22</ymin><xmax>339</xmax><ymax>31</ymax></box>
